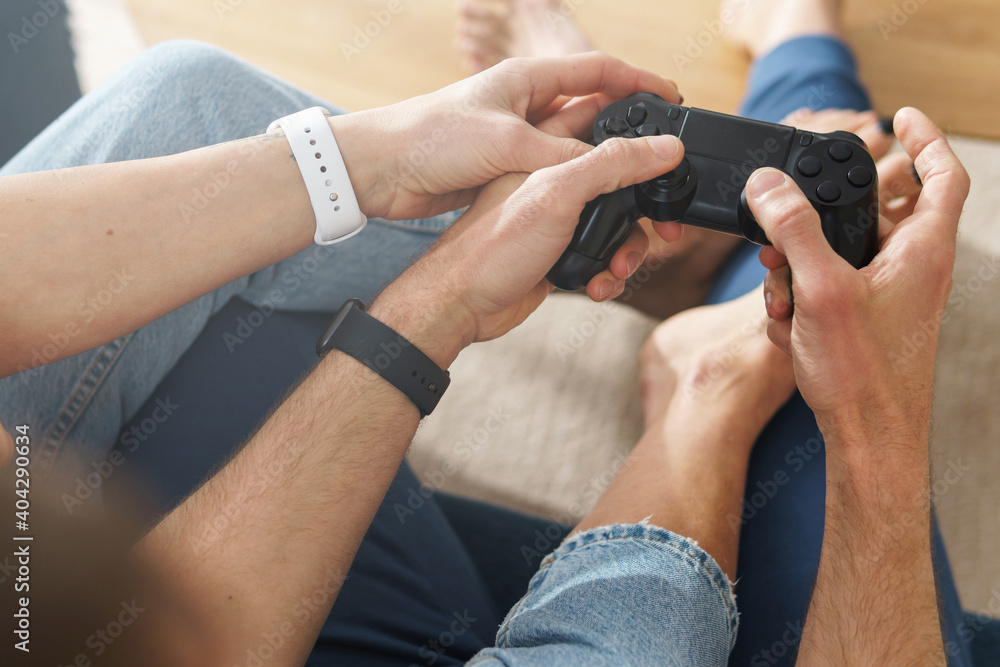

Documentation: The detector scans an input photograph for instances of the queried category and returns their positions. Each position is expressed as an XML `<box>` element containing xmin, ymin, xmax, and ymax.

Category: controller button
<box><xmin>626</xmin><ymin>106</ymin><xmax>647</xmax><ymax>127</ymax></box>
<box><xmin>635</xmin><ymin>124</ymin><xmax>661</xmax><ymax>137</ymax></box>
<box><xmin>605</xmin><ymin>116</ymin><xmax>629</xmax><ymax>135</ymax></box>
<box><xmin>847</xmin><ymin>166</ymin><xmax>874</xmax><ymax>188</ymax></box>
<box><xmin>816</xmin><ymin>181</ymin><xmax>842</xmax><ymax>203</ymax></box>
<box><xmin>667</xmin><ymin>106</ymin><xmax>681</xmax><ymax>121</ymax></box>
<box><xmin>799</xmin><ymin>133</ymin><xmax>814</xmax><ymax>147</ymax></box>
<box><xmin>797</xmin><ymin>156</ymin><xmax>823</xmax><ymax>178</ymax></box>
<box><xmin>829</xmin><ymin>142</ymin><xmax>854</xmax><ymax>162</ymax></box>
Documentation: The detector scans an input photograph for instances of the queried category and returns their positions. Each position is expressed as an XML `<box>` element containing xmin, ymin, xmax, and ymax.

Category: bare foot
<box><xmin>639</xmin><ymin>288</ymin><xmax>796</xmax><ymax>436</ymax></box>
<box><xmin>455</xmin><ymin>0</ymin><xmax>593</xmax><ymax>73</ymax></box>
<box><xmin>722</xmin><ymin>0</ymin><xmax>842</xmax><ymax>60</ymax></box>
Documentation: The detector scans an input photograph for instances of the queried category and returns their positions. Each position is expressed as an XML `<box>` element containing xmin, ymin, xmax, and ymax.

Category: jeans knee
<box><xmin>136</xmin><ymin>39</ymin><xmax>249</xmax><ymax>88</ymax></box>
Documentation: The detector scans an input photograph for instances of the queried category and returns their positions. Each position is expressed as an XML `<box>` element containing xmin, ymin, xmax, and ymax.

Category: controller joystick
<box><xmin>547</xmin><ymin>93</ymin><xmax>880</xmax><ymax>291</ymax></box>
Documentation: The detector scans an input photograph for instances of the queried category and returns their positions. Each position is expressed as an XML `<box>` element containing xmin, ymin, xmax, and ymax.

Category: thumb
<box><xmin>745</xmin><ymin>168</ymin><xmax>849</xmax><ymax>291</ymax></box>
<box><xmin>525</xmin><ymin>134</ymin><xmax>685</xmax><ymax>224</ymax></box>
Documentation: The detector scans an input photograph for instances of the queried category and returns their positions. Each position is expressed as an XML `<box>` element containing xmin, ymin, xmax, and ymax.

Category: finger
<box><xmin>878</xmin><ymin>153</ymin><xmax>923</xmax><ymax>205</ymax></box>
<box><xmin>585</xmin><ymin>271</ymin><xmax>626</xmax><ymax>302</ymax></box>
<box><xmin>503</xmin><ymin>52</ymin><xmax>681</xmax><ymax>115</ymax></box>
<box><xmin>853</xmin><ymin>116</ymin><xmax>895</xmax><ymax>161</ymax></box>
<box><xmin>745</xmin><ymin>168</ymin><xmax>849</xmax><ymax>289</ymax></box>
<box><xmin>534</xmin><ymin>93</ymin><xmax>615</xmax><ymax>140</ymax></box>
<box><xmin>766</xmin><ymin>317</ymin><xmax>793</xmax><ymax>356</ymax></box>
<box><xmin>606</xmin><ymin>223</ymin><xmax>650</xmax><ymax>280</ymax></box>
<box><xmin>651</xmin><ymin>220</ymin><xmax>684</xmax><ymax>244</ymax></box>
<box><xmin>894</xmin><ymin>107</ymin><xmax>971</xmax><ymax>236</ymax></box>
<box><xmin>758</xmin><ymin>245</ymin><xmax>788</xmax><ymax>270</ymax></box>
<box><xmin>763</xmin><ymin>266</ymin><xmax>793</xmax><ymax>321</ymax></box>
<box><xmin>524</xmin><ymin>134</ymin><xmax>685</xmax><ymax>226</ymax></box>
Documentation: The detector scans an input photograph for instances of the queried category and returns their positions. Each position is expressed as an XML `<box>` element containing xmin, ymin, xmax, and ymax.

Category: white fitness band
<box><xmin>268</xmin><ymin>107</ymin><xmax>367</xmax><ymax>246</ymax></box>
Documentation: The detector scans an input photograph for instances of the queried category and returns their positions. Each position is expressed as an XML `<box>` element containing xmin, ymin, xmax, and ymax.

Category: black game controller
<box><xmin>547</xmin><ymin>92</ymin><xmax>880</xmax><ymax>291</ymax></box>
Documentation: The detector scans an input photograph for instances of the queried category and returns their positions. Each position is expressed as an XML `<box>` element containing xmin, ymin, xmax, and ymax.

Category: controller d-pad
<box><xmin>797</xmin><ymin>156</ymin><xmax>823</xmax><ymax>178</ymax></box>
<box><xmin>816</xmin><ymin>181</ymin><xmax>842</xmax><ymax>203</ymax></box>
<box><xmin>828</xmin><ymin>142</ymin><xmax>854</xmax><ymax>162</ymax></box>
<box><xmin>667</xmin><ymin>106</ymin><xmax>681</xmax><ymax>121</ymax></box>
<box><xmin>626</xmin><ymin>106</ymin><xmax>647</xmax><ymax>127</ymax></box>
<box><xmin>848</xmin><ymin>166</ymin><xmax>874</xmax><ymax>188</ymax></box>
<box><xmin>605</xmin><ymin>116</ymin><xmax>629</xmax><ymax>135</ymax></box>
<box><xmin>635</xmin><ymin>124</ymin><xmax>661</xmax><ymax>137</ymax></box>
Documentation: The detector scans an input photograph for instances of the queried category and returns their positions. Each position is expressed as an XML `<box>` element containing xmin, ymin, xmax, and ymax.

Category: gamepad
<box><xmin>547</xmin><ymin>92</ymin><xmax>880</xmax><ymax>291</ymax></box>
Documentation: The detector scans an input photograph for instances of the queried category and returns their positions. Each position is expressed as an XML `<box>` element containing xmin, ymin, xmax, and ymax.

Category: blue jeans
<box><xmin>0</xmin><ymin>36</ymin><xmax>972</xmax><ymax>666</ymax></box>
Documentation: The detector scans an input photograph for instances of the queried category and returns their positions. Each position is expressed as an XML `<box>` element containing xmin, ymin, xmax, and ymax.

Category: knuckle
<box><xmin>766</xmin><ymin>191</ymin><xmax>818</xmax><ymax>237</ymax></box>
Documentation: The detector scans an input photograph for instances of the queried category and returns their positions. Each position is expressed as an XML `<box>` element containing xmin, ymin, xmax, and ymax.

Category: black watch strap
<box><xmin>316</xmin><ymin>299</ymin><xmax>450</xmax><ymax>417</ymax></box>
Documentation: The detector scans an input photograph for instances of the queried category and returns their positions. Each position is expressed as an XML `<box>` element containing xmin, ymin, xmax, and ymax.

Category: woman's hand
<box><xmin>330</xmin><ymin>52</ymin><xmax>681</xmax><ymax>220</ymax></box>
<box><xmin>372</xmin><ymin>132</ymin><xmax>687</xmax><ymax>366</ymax></box>
<box><xmin>747</xmin><ymin>107</ymin><xmax>970</xmax><ymax>445</ymax></box>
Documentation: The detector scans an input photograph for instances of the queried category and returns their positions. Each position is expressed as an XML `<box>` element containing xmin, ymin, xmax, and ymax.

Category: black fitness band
<box><xmin>316</xmin><ymin>299</ymin><xmax>450</xmax><ymax>417</ymax></box>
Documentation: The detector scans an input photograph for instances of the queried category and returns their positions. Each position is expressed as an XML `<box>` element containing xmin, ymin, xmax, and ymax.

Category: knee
<box><xmin>134</xmin><ymin>39</ymin><xmax>250</xmax><ymax>86</ymax></box>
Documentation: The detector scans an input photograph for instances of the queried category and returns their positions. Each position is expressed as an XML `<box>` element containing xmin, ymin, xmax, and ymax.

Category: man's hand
<box><xmin>371</xmin><ymin>132</ymin><xmax>686</xmax><ymax>367</ymax></box>
<box><xmin>745</xmin><ymin>107</ymin><xmax>970</xmax><ymax>666</ymax></box>
<box><xmin>330</xmin><ymin>52</ymin><xmax>681</xmax><ymax>220</ymax></box>
<box><xmin>749</xmin><ymin>107</ymin><xmax>970</xmax><ymax>438</ymax></box>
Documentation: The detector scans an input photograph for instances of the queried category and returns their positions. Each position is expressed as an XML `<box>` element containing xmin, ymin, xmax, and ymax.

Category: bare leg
<box><xmin>723</xmin><ymin>0</ymin><xmax>842</xmax><ymax>59</ymax></box>
<box><xmin>574</xmin><ymin>289</ymin><xmax>795</xmax><ymax>580</ymax></box>
<box><xmin>454</xmin><ymin>0</ymin><xmax>594</xmax><ymax>73</ymax></box>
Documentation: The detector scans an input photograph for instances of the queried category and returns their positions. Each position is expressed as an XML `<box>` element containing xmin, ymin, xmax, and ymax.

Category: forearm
<box><xmin>0</xmin><ymin>110</ymin><xmax>392</xmax><ymax>378</ymax></box>
<box><xmin>133</xmin><ymin>279</ymin><xmax>467</xmax><ymax>666</ymax></box>
<box><xmin>0</xmin><ymin>130</ymin><xmax>316</xmax><ymax>375</ymax></box>
<box><xmin>797</xmin><ymin>418</ymin><xmax>944</xmax><ymax>666</ymax></box>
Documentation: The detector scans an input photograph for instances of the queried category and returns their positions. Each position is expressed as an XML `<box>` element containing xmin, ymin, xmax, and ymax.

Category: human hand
<box><xmin>371</xmin><ymin>131</ymin><xmax>687</xmax><ymax>366</ymax></box>
<box><xmin>616</xmin><ymin>109</ymin><xmax>897</xmax><ymax>296</ymax></box>
<box><xmin>746</xmin><ymin>108</ymin><xmax>970</xmax><ymax>446</ymax></box>
<box><xmin>329</xmin><ymin>52</ymin><xmax>681</xmax><ymax>220</ymax></box>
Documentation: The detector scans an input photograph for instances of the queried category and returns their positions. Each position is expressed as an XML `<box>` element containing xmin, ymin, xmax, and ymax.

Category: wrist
<box><xmin>368</xmin><ymin>270</ymin><xmax>476</xmax><ymax>370</ymax></box>
<box><xmin>327</xmin><ymin>111</ymin><xmax>393</xmax><ymax>220</ymax></box>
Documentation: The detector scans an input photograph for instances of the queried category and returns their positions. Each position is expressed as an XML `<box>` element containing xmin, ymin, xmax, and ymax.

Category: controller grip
<box><xmin>547</xmin><ymin>188</ymin><xmax>640</xmax><ymax>291</ymax></box>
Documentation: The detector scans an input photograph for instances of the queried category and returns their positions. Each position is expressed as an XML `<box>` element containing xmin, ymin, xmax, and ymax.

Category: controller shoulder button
<box><xmin>799</xmin><ymin>133</ymin><xmax>814</xmax><ymax>147</ymax></box>
<box><xmin>847</xmin><ymin>166</ymin><xmax>874</xmax><ymax>188</ymax></box>
<box><xmin>605</xmin><ymin>116</ymin><xmax>629</xmax><ymax>135</ymax></box>
<box><xmin>626</xmin><ymin>105</ymin><xmax>648</xmax><ymax>127</ymax></box>
<box><xmin>796</xmin><ymin>156</ymin><xmax>823</xmax><ymax>178</ymax></box>
<box><xmin>667</xmin><ymin>106</ymin><xmax>681</xmax><ymax>121</ymax></box>
<box><xmin>828</xmin><ymin>141</ymin><xmax>854</xmax><ymax>162</ymax></box>
<box><xmin>816</xmin><ymin>181</ymin><xmax>842</xmax><ymax>203</ymax></box>
<box><xmin>635</xmin><ymin>123</ymin><xmax>662</xmax><ymax>137</ymax></box>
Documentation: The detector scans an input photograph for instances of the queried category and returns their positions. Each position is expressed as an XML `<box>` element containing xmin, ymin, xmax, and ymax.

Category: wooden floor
<box><xmin>124</xmin><ymin>0</ymin><xmax>1000</xmax><ymax>139</ymax></box>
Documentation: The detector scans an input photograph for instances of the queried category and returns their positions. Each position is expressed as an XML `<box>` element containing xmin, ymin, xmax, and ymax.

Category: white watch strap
<box><xmin>268</xmin><ymin>107</ymin><xmax>367</xmax><ymax>246</ymax></box>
